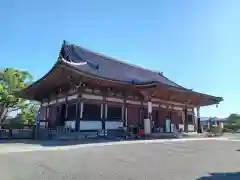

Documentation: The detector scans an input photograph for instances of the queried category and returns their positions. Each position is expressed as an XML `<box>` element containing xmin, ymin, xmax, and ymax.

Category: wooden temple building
<box><xmin>17</xmin><ymin>41</ymin><xmax>223</xmax><ymax>138</ymax></box>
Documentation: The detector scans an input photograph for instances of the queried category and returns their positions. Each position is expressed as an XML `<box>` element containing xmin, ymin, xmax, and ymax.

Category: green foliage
<box><xmin>223</xmin><ymin>124</ymin><xmax>240</xmax><ymax>132</ymax></box>
<box><xmin>19</xmin><ymin>102</ymin><xmax>39</xmax><ymax>125</ymax></box>
<box><xmin>227</xmin><ymin>113</ymin><xmax>240</xmax><ymax>125</ymax></box>
<box><xmin>0</xmin><ymin>68</ymin><xmax>34</xmax><ymax>124</ymax></box>
<box><xmin>225</xmin><ymin>113</ymin><xmax>240</xmax><ymax>132</ymax></box>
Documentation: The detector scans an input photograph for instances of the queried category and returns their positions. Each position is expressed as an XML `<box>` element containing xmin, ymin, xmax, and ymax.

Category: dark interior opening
<box><xmin>143</xmin><ymin>109</ymin><xmax>158</xmax><ymax>120</ymax></box>
<box><xmin>143</xmin><ymin>109</ymin><xmax>148</xmax><ymax>119</ymax></box>
<box><xmin>55</xmin><ymin>105</ymin><xmax>63</xmax><ymax>126</ymax></box>
<box><xmin>187</xmin><ymin>114</ymin><xmax>193</xmax><ymax>124</ymax></box>
<box><xmin>59</xmin><ymin>104</ymin><xmax>66</xmax><ymax>126</ymax></box>
<box><xmin>107</xmin><ymin>106</ymin><xmax>122</xmax><ymax>120</ymax></box>
<box><xmin>67</xmin><ymin>103</ymin><xmax>77</xmax><ymax>120</ymax></box>
<box><xmin>83</xmin><ymin>103</ymin><xmax>101</xmax><ymax>120</ymax></box>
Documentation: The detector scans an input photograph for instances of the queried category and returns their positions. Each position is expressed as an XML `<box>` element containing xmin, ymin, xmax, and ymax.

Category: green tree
<box><xmin>0</xmin><ymin>68</ymin><xmax>33</xmax><ymax>126</ymax></box>
<box><xmin>224</xmin><ymin>113</ymin><xmax>240</xmax><ymax>132</ymax></box>
<box><xmin>227</xmin><ymin>113</ymin><xmax>240</xmax><ymax>125</ymax></box>
<box><xmin>19</xmin><ymin>101</ymin><xmax>40</xmax><ymax>125</ymax></box>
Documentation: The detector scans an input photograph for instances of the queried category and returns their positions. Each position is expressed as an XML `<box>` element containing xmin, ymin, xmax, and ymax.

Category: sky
<box><xmin>1</xmin><ymin>0</ymin><xmax>240</xmax><ymax>118</ymax></box>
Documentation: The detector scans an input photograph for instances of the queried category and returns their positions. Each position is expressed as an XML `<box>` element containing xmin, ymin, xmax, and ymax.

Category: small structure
<box><xmin>201</xmin><ymin>117</ymin><xmax>227</xmax><ymax>130</ymax></box>
<box><xmin>17</xmin><ymin>41</ymin><xmax>223</xmax><ymax>139</ymax></box>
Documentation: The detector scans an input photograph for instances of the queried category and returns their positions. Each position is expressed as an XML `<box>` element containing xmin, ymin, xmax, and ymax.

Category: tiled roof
<box><xmin>60</xmin><ymin>40</ymin><xmax>184</xmax><ymax>88</ymax></box>
<box><xmin>16</xmin><ymin>40</ymin><xmax>222</xmax><ymax>105</ymax></box>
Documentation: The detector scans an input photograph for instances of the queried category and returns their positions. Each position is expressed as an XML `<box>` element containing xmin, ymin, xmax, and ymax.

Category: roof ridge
<box><xmin>69</xmin><ymin>41</ymin><xmax>184</xmax><ymax>88</ymax></box>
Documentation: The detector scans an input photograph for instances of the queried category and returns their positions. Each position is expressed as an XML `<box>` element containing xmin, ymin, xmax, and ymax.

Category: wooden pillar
<box><xmin>65</xmin><ymin>96</ymin><xmax>68</xmax><ymax>123</ymax></box>
<box><xmin>125</xmin><ymin>107</ymin><xmax>128</xmax><ymax>127</ymax></box>
<box><xmin>196</xmin><ymin>107</ymin><xmax>202</xmax><ymax>133</ymax></box>
<box><xmin>138</xmin><ymin>107</ymin><xmax>141</xmax><ymax>128</ymax></box>
<box><xmin>148</xmin><ymin>100</ymin><xmax>152</xmax><ymax>133</ymax></box>
<box><xmin>101</xmin><ymin>102</ymin><xmax>106</xmax><ymax>131</ymax></box>
<box><xmin>193</xmin><ymin>112</ymin><xmax>197</xmax><ymax>132</ymax></box>
<box><xmin>101</xmin><ymin>90</ymin><xmax>107</xmax><ymax>133</ymax></box>
<box><xmin>75</xmin><ymin>94</ymin><xmax>81</xmax><ymax>132</ymax></box>
<box><xmin>184</xmin><ymin>107</ymin><xmax>188</xmax><ymax>133</ymax></box>
<box><xmin>122</xmin><ymin>106</ymin><xmax>125</xmax><ymax>126</ymax></box>
<box><xmin>105</xmin><ymin>104</ymin><xmax>108</xmax><ymax>119</ymax></box>
<box><xmin>80</xmin><ymin>102</ymin><xmax>83</xmax><ymax>119</ymax></box>
<box><xmin>101</xmin><ymin>104</ymin><xmax>104</xmax><ymax>119</ymax></box>
<box><xmin>46</xmin><ymin>99</ymin><xmax>50</xmax><ymax>128</ymax></box>
<box><xmin>139</xmin><ymin>101</ymin><xmax>144</xmax><ymax>129</ymax></box>
<box><xmin>123</xmin><ymin>98</ymin><xmax>127</xmax><ymax>127</ymax></box>
<box><xmin>168</xmin><ymin>111</ymin><xmax>172</xmax><ymax>133</ymax></box>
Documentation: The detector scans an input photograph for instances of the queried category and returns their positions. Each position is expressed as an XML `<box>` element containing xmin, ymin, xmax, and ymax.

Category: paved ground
<box><xmin>0</xmin><ymin>138</ymin><xmax>240</xmax><ymax>180</ymax></box>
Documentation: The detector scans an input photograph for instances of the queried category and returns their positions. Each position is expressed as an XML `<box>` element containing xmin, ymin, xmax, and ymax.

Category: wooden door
<box><xmin>127</xmin><ymin>106</ymin><xmax>140</xmax><ymax>126</ymax></box>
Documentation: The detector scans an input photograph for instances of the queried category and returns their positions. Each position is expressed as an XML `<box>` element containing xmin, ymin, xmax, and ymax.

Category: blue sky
<box><xmin>1</xmin><ymin>0</ymin><xmax>240</xmax><ymax>118</ymax></box>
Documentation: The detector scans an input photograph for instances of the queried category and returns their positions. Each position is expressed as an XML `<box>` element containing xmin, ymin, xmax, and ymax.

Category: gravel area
<box><xmin>0</xmin><ymin>139</ymin><xmax>240</xmax><ymax>180</ymax></box>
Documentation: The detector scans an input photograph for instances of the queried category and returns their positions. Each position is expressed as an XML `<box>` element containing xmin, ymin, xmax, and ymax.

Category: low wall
<box><xmin>37</xmin><ymin>127</ymin><xmax>127</xmax><ymax>140</ymax></box>
<box><xmin>0</xmin><ymin>128</ymin><xmax>34</xmax><ymax>139</ymax></box>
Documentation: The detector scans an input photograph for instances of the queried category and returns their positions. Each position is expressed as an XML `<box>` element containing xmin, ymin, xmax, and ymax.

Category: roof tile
<box><xmin>61</xmin><ymin>41</ymin><xmax>182</xmax><ymax>87</ymax></box>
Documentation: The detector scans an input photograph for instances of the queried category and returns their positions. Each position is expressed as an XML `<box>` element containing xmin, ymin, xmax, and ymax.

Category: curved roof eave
<box><xmin>17</xmin><ymin>62</ymin><xmax>223</xmax><ymax>107</ymax></box>
<box><xmin>18</xmin><ymin>59</ymin><xmax>181</xmax><ymax>96</ymax></box>
<box><xmin>18</xmin><ymin>58</ymin><xmax>223</xmax><ymax>105</ymax></box>
<box><xmin>139</xmin><ymin>83</ymin><xmax>223</xmax><ymax>105</ymax></box>
<box><xmin>18</xmin><ymin>60</ymin><xmax>61</xmax><ymax>93</ymax></box>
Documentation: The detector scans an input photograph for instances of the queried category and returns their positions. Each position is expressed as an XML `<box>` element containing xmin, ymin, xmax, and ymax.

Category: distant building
<box><xmin>200</xmin><ymin>117</ymin><xmax>227</xmax><ymax>126</ymax></box>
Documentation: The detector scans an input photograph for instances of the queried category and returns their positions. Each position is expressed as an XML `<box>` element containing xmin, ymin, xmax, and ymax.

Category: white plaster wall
<box><xmin>64</xmin><ymin>121</ymin><xmax>76</xmax><ymax>129</ymax></box>
<box><xmin>105</xmin><ymin>121</ymin><xmax>123</xmax><ymax>129</ymax></box>
<box><xmin>80</xmin><ymin>121</ymin><xmax>102</xmax><ymax>130</ymax></box>
<box><xmin>179</xmin><ymin>124</ymin><xmax>195</xmax><ymax>132</ymax></box>
<box><xmin>188</xmin><ymin>125</ymin><xmax>195</xmax><ymax>132</ymax></box>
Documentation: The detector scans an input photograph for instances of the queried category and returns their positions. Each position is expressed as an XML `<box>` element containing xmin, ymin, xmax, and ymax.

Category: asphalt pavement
<box><xmin>0</xmin><ymin>139</ymin><xmax>240</xmax><ymax>180</ymax></box>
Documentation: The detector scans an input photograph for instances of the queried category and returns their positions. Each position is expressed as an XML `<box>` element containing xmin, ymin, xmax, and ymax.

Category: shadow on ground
<box><xmin>0</xmin><ymin>138</ymin><xmax>120</xmax><ymax>147</ymax></box>
<box><xmin>0</xmin><ymin>136</ymin><xmax>177</xmax><ymax>147</ymax></box>
<box><xmin>197</xmin><ymin>172</ymin><xmax>240</xmax><ymax>180</ymax></box>
<box><xmin>0</xmin><ymin>133</ymin><xmax>222</xmax><ymax>147</ymax></box>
